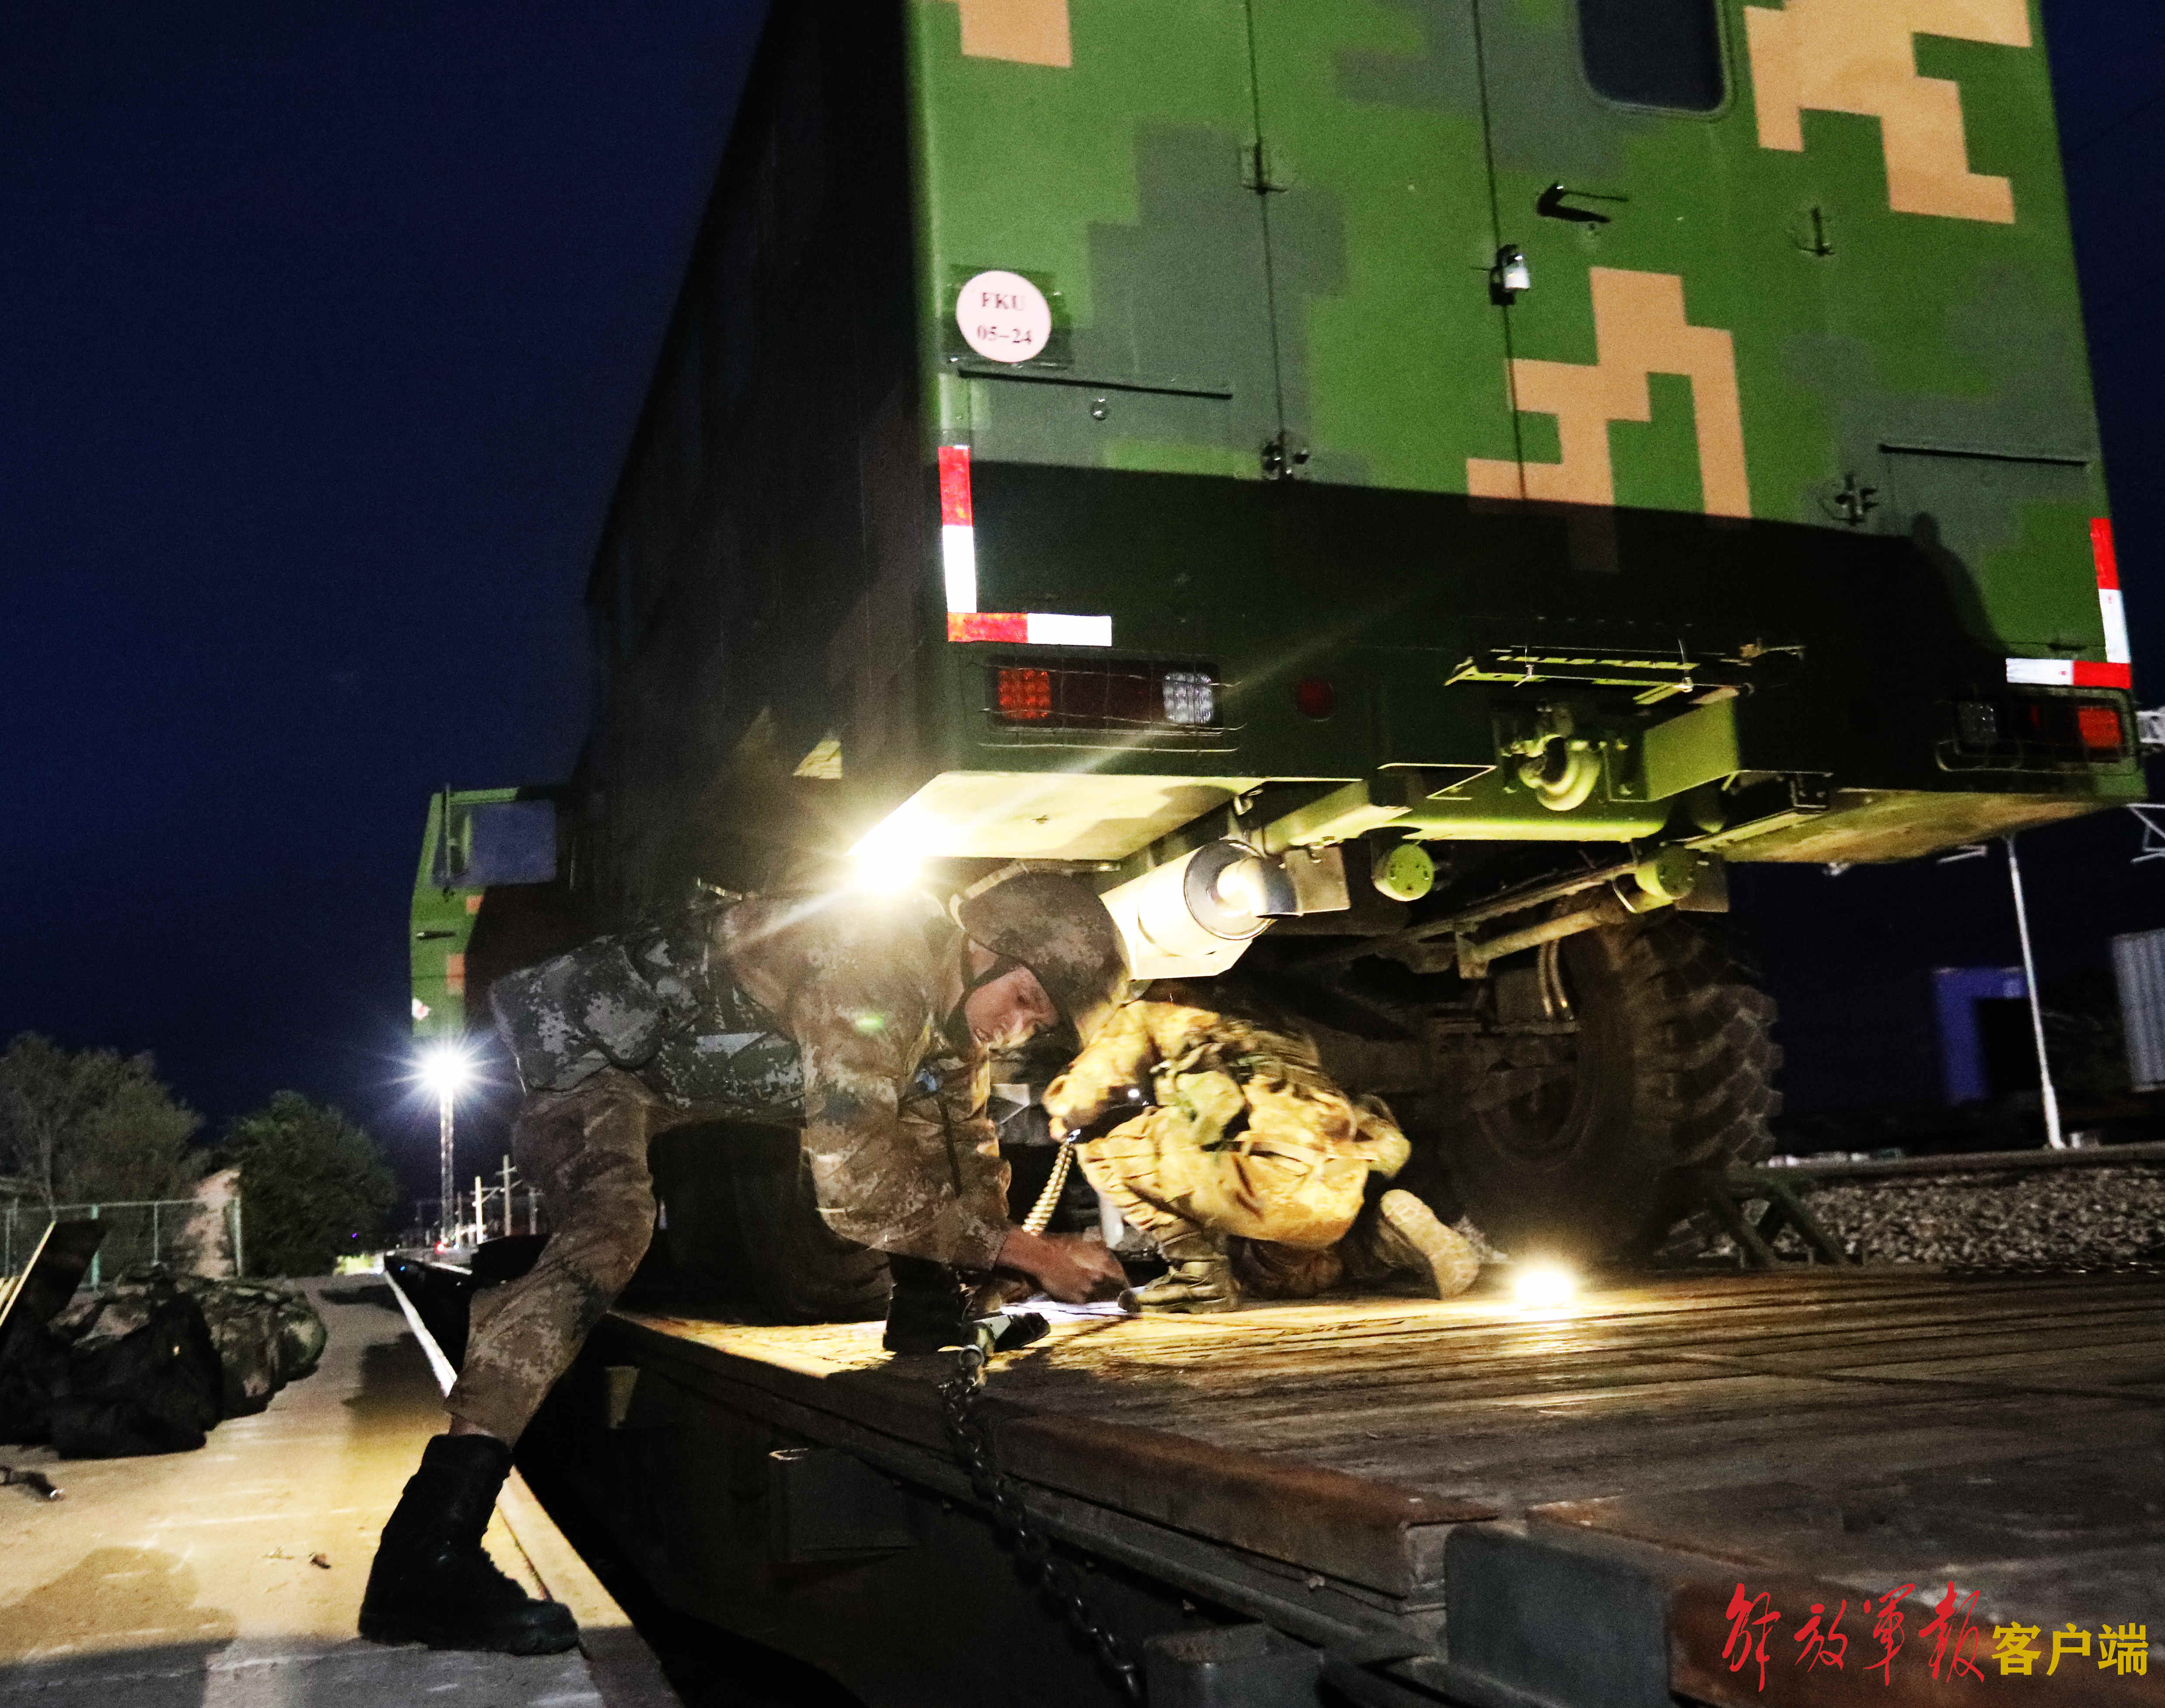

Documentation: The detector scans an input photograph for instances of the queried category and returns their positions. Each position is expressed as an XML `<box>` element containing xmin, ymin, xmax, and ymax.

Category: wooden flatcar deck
<box><xmin>579</xmin><ymin>1270</ymin><xmax>2165</xmax><ymax>1707</ymax></box>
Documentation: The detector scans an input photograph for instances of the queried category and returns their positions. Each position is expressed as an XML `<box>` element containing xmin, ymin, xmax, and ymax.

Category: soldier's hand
<box><xmin>995</xmin><ymin>1227</ymin><xmax>1128</xmax><ymax>1303</ymax></box>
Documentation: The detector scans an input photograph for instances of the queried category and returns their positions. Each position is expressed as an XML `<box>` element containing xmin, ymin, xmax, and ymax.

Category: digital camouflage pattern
<box><xmin>890</xmin><ymin>0</ymin><xmax>2132</xmax><ymax>869</ymax></box>
<box><xmin>451</xmin><ymin>1068</ymin><xmax>670</xmax><ymax>1441</ymax></box>
<box><xmin>550</xmin><ymin>0</ymin><xmax>2134</xmax><ymax>988</ymax></box>
<box><xmin>491</xmin><ymin>892</ymin><xmax>804</xmax><ymax>1115</ymax></box>
<box><xmin>719</xmin><ymin>892</ymin><xmax>1009</xmax><ymax>1270</ymax></box>
<box><xmin>596</xmin><ymin>0</ymin><xmax>2141</xmax><ymax>898</ymax></box>
<box><xmin>490</xmin><ymin>889</ymin><xmax>1011</xmax><ymax>1272</ymax></box>
<box><xmin>459</xmin><ymin>889</ymin><xmax>1017</xmax><ymax>1439</ymax></box>
<box><xmin>1044</xmin><ymin>984</ymin><xmax>1410</xmax><ymax>1257</ymax></box>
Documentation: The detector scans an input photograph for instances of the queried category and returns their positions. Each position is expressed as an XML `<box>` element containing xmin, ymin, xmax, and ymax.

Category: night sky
<box><xmin>5</xmin><ymin>3</ymin><xmax>2162</xmax><ymax>1196</ymax></box>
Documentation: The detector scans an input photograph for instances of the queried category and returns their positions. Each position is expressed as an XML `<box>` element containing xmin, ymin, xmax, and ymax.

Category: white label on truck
<box><xmin>957</xmin><ymin>271</ymin><xmax>1051</xmax><ymax>364</ymax></box>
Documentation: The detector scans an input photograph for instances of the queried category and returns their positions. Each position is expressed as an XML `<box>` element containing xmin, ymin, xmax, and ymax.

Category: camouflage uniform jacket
<box><xmin>1045</xmin><ymin>981</ymin><xmax>1411</xmax><ymax>1177</ymax></box>
<box><xmin>491</xmin><ymin>891</ymin><xmax>1010</xmax><ymax>1270</ymax></box>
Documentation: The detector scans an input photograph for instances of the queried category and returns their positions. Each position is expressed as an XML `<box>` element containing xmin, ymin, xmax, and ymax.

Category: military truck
<box><xmin>414</xmin><ymin>0</ymin><xmax>2132</xmax><ymax>1266</ymax></box>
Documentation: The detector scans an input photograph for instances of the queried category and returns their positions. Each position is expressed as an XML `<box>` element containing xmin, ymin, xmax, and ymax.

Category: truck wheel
<box><xmin>649</xmin><ymin>1123</ymin><xmax>891</xmax><ymax>1323</ymax></box>
<box><xmin>1425</xmin><ymin>912</ymin><xmax>1780</xmax><ymax>1262</ymax></box>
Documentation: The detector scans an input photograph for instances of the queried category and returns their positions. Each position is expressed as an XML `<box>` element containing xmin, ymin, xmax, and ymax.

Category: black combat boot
<box><xmin>883</xmin><ymin>1256</ymin><xmax>972</xmax><ymax>1353</ymax></box>
<box><xmin>359</xmin><ymin>1433</ymin><xmax>579</xmax><ymax>1654</ymax></box>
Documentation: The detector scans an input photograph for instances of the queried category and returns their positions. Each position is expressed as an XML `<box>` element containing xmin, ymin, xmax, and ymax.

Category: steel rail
<box><xmin>1752</xmin><ymin>1139</ymin><xmax>2165</xmax><ymax>1181</ymax></box>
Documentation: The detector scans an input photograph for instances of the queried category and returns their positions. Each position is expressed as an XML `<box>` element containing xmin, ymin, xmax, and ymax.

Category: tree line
<box><xmin>0</xmin><ymin>1035</ymin><xmax>398</xmax><ymax>1277</ymax></box>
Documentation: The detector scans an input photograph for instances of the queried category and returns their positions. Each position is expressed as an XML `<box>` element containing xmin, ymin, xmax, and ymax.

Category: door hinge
<box><xmin>1243</xmin><ymin>139</ymin><xmax>1292</xmax><ymax>194</ymax></box>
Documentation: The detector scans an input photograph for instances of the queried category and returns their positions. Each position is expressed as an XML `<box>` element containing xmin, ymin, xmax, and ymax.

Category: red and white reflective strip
<box><xmin>2006</xmin><ymin>517</ymin><xmax>2132</xmax><ymax>689</ymax></box>
<box><xmin>2094</xmin><ymin>515</ymin><xmax>2132</xmax><ymax>672</ymax></box>
<box><xmin>945</xmin><ymin>611</ymin><xmax>1113</xmax><ymax>644</ymax></box>
<box><xmin>937</xmin><ymin>445</ymin><xmax>1112</xmax><ymax>646</ymax></box>
<box><xmin>938</xmin><ymin>445</ymin><xmax>978</xmax><ymax>614</ymax></box>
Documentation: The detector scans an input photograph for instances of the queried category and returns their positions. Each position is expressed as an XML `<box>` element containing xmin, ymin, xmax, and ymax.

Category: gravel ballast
<box><xmin>1781</xmin><ymin>1165</ymin><xmax>2165</xmax><ymax>1270</ymax></box>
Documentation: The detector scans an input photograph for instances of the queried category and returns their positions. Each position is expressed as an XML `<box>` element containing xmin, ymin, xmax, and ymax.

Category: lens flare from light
<box><xmin>846</xmin><ymin>812</ymin><xmax>931</xmax><ymax>894</ymax></box>
<box><xmin>849</xmin><ymin>853</ymin><xmax>918</xmax><ymax>892</ymax></box>
<box><xmin>1511</xmin><ymin>1262</ymin><xmax>1578</xmax><ymax>1311</ymax></box>
<box><xmin>417</xmin><ymin>1044</ymin><xmax>474</xmax><ymax>1099</ymax></box>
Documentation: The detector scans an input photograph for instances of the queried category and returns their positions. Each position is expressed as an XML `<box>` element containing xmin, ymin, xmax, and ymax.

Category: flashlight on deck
<box><xmin>1510</xmin><ymin>1262</ymin><xmax>1579</xmax><ymax>1311</ymax></box>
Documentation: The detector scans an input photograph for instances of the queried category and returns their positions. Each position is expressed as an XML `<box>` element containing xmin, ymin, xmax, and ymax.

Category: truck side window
<box><xmin>1577</xmin><ymin>0</ymin><xmax>1725</xmax><ymax>113</ymax></box>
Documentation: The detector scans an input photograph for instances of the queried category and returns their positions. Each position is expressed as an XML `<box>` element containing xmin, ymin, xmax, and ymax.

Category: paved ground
<box><xmin>0</xmin><ymin>1277</ymin><xmax>672</xmax><ymax>1708</ymax></box>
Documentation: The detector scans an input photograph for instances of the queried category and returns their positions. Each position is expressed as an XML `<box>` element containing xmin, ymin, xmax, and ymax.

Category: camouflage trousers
<box><xmin>448</xmin><ymin>1068</ymin><xmax>686</xmax><ymax>1443</ymax></box>
<box><xmin>1075</xmin><ymin>1082</ymin><xmax>1405</xmax><ymax>1300</ymax></box>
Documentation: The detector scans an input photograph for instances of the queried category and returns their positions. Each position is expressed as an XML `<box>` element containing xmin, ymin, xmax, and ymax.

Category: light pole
<box><xmin>418</xmin><ymin>1044</ymin><xmax>475</xmax><ymax>1242</ymax></box>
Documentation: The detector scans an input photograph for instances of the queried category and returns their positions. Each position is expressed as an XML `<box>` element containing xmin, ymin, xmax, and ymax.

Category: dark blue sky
<box><xmin>3</xmin><ymin>2</ymin><xmax>765</xmax><ymax>1176</ymax></box>
<box><xmin>2</xmin><ymin>3</ymin><xmax>2160</xmax><ymax>1187</ymax></box>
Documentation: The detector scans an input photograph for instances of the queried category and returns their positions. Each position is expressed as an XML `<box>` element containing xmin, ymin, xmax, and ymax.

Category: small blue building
<box><xmin>1932</xmin><ymin>966</ymin><xmax>2031</xmax><ymax>1105</ymax></box>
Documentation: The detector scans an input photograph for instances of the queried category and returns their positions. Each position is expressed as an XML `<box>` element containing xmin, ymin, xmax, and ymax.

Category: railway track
<box><xmin>1718</xmin><ymin>1141</ymin><xmax>2165</xmax><ymax>1273</ymax></box>
<box><xmin>1762</xmin><ymin>1138</ymin><xmax>2165</xmax><ymax>1182</ymax></box>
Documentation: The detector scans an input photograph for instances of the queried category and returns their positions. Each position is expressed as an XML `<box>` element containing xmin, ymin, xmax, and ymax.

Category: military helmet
<box><xmin>954</xmin><ymin>868</ymin><xmax>1130</xmax><ymax>1046</ymax></box>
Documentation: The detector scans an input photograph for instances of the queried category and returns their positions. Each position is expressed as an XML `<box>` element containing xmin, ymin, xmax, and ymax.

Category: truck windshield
<box><xmin>433</xmin><ymin>800</ymin><xmax>557</xmax><ymax>888</ymax></box>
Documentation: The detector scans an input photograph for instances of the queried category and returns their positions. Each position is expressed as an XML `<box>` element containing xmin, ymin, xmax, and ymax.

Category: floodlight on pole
<box><xmin>418</xmin><ymin>1044</ymin><xmax>475</xmax><ymax>1100</ymax></box>
<box><xmin>418</xmin><ymin>1044</ymin><xmax>476</xmax><ymax>1242</ymax></box>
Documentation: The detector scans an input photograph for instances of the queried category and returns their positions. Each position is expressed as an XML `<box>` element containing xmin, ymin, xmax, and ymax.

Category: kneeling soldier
<box><xmin>1044</xmin><ymin>983</ymin><xmax>1478</xmax><ymax>1312</ymax></box>
<box><xmin>361</xmin><ymin>870</ymin><xmax>1130</xmax><ymax>1654</ymax></box>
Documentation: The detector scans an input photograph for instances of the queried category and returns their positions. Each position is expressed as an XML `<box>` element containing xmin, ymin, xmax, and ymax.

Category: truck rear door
<box><xmin>1461</xmin><ymin>0</ymin><xmax>1784</xmax><ymax>571</ymax></box>
<box><xmin>1460</xmin><ymin>0</ymin><xmax>2112</xmax><ymax>667</ymax></box>
<box><xmin>916</xmin><ymin>0</ymin><xmax>1282</xmax><ymax>481</ymax></box>
<box><xmin>1241</xmin><ymin>0</ymin><xmax>1519</xmax><ymax>495</ymax></box>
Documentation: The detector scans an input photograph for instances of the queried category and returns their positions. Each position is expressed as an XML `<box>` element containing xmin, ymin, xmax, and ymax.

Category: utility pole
<box><xmin>501</xmin><ymin>1155</ymin><xmax>514</xmax><ymax>1239</ymax></box>
<box><xmin>2003</xmin><ymin>835</ymin><xmax>2066</xmax><ymax>1149</ymax></box>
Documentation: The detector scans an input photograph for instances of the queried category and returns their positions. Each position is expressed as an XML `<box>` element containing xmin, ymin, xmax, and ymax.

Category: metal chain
<box><xmin>938</xmin><ymin>1339</ymin><xmax>1145</xmax><ymax>1701</ymax></box>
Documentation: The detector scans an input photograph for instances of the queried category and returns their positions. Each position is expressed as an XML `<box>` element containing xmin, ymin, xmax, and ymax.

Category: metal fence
<box><xmin>0</xmin><ymin>1197</ymin><xmax>235</xmax><ymax>1292</ymax></box>
<box><xmin>2113</xmin><ymin>926</ymin><xmax>2165</xmax><ymax>1092</ymax></box>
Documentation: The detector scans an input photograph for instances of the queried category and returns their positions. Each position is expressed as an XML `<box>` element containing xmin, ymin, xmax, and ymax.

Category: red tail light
<box><xmin>996</xmin><ymin>666</ymin><xmax>1053</xmax><ymax>721</ymax></box>
<box><xmin>1294</xmin><ymin>677</ymin><xmax>1336</xmax><ymax>720</ymax></box>
<box><xmin>988</xmin><ymin>660</ymin><xmax>1220</xmax><ymax>730</ymax></box>
<box><xmin>2077</xmin><ymin>703</ymin><xmax>2124</xmax><ymax>752</ymax></box>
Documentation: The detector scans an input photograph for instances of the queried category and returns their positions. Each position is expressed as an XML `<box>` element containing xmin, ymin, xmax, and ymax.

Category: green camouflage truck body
<box><xmin>571</xmin><ymin>0</ymin><xmax>2130</xmax><ymax>925</ymax></box>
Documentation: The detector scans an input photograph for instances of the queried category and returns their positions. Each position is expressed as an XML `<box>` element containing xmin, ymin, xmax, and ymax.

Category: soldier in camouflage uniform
<box><xmin>362</xmin><ymin>870</ymin><xmax>1130</xmax><ymax>1656</ymax></box>
<box><xmin>1045</xmin><ymin>983</ymin><xmax>1479</xmax><ymax>1313</ymax></box>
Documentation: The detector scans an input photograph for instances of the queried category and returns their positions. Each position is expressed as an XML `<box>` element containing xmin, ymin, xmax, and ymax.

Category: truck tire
<box><xmin>1424</xmin><ymin>911</ymin><xmax>1780</xmax><ymax>1262</ymax></box>
<box><xmin>649</xmin><ymin>1123</ymin><xmax>891</xmax><ymax>1323</ymax></box>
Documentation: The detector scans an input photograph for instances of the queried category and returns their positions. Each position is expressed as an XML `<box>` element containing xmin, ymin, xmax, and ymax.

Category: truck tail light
<box><xmin>996</xmin><ymin>667</ymin><xmax>1053</xmax><ymax>721</ymax></box>
<box><xmin>1954</xmin><ymin>701</ymin><xmax>1999</xmax><ymax>748</ymax></box>
<box><xmin>2077</xmin><ymin>703</ymin><xmax>2125</xmax><ymax>754</ymax></box>
<box><xmin>1294</xmin><ymin>677</ymin><xmax>1336</xmax><ymax>720</ymax></box>
<box><xmin>1162</xmin><ymin>670</ymin><xmax>1215</xmax><ymax>726</ymax></box>
<box><xmin>988</xmin><ymin>660</ymin><xmax>1222</xmax><ymax>731</ymax></box>
<box><xmin>1960</xmin><ymin>696</ymin><xmax>2129</xmax><ymax>763</ymax></box>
